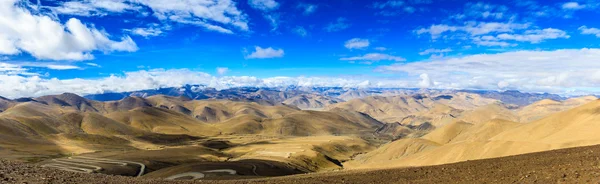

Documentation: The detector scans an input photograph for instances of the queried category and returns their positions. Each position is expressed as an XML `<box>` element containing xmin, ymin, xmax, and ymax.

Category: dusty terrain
<box><xmin>2</xmin><ymin>91</ymin><xmax>600</xmax><ymax>183</ymax></box>
<box><xmin>2</xmin><ymin>144</ymin><xmax>600</xmax><ymax>183</ymax></box>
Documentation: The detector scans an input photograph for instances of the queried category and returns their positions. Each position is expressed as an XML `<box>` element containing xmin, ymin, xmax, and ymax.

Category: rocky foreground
<box><xmin>2</xmin><ymin>144</ymin><xmax>600</xmax><ymax>184</ymax></box>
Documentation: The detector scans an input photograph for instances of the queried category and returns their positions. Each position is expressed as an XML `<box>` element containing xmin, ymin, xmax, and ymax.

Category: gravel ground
<box><xmin>3</xmin><ymin>144</ymin><xmax>600</xmax><ymax>184</ymax></box>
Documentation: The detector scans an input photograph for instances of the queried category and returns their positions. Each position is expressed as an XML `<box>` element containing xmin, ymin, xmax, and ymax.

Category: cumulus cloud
<box><xmin>126</xmin><ymin>26</ymin><xmax>165</xmax><ymax>38</ymax></box>
<box><xmin>372</xmin><ymin>1</ymin><xmax>405</xmax><ymax>9</ymax></box>
<box><xmin>416</xmin><ymin>22</ymin><xmax>530</xmax><ymax>38</ymax></box>
<box><xmin>579</xmin><ymin>26</ymin><xmax>600</xmax><ymax>37</ymax></box>
<box><xmin>494</xmin><ymin>28</ymin><xmax>570</xmax><ymax>43</ymax></box>
<box><xmin>0</xmin><ymin>69</ymin><xmax>407</xmax><ymax>98</ymax></box>
<box><xmin>419</xmin><ymin>48</ymin><xmax>452</xmax><ymax>55</ymax></box>
<box><xmin>51</xmin><ymin>0</ymin><xmax>140</xmax><ymax>16</ymax></box>
<box><xmin>416</xmin><ymin>22</ymin><xmax>569</xmax><ymax>46</ymax></box>
<box><xmin>344</xmin><ymin>38</ymin><xmax>370</xmax><ymax>49</ymax></box>
<box><xmin>324</xmin><ymin>17</ymin><xmax>351</xmax><ymax>32</ymax></box>
<box><xmin>245</xmin><ymin>46</ymin><xmax>284</xmax><ymax>59</ymax></box>
<box><xmin>562</xmin><ymin>2</ymin><xmax>586</xmax><ymax>10</ymax></box>
<box><xmin>0</xmin><ymin>61</ymin><xmax>80</xmax><ymax>72</ymax></box>
<box><xmin>134</xmin><ymin>0</ymin><xmax>249</xmax><ymax>34</ymax></box>
<box><xmin>0</xmin><ymin>62</ymin><xmax>26</xmax><ymax>74</ymax></box>
<box><xmin>248</xmin><ymin>0</ymin><xmax>279</xmax><ymax>11</ymax></box>
<box><xmin>297</xmin><ymin>3</ymin><xmax>317</xmax><ymax>15</ymax></box>
<box><xmin>293</xmin><ymin>26</ymin><xmax>308</xmax><ymax>37</ymax></box>
<box><xmin>418</xmin><ymin>73</ymin><xmax>433</xmax><ymax>88</ymax></box>
<box><xmin>216</xmin><ymin>67</ymin><xmax>229</xmax><ymax>75</ymax></box>
<box><xmin>452</xmin><ymin>2</ymin><xmax>510</xmax><ymax>20</ymax></box>
<box><xmin>341</xmin><ymin>53</ymin><xmax>405</xmax><ymax>64</ymax></box>
<box><xmin>0</xmin><ymin>0</ymin><xmax>138</xmax><ymax>60</ymax></box>
<box><xmin>51</xmin><ymin>0</ymin><xmax>250</xmax><ymax>34</ymax></box>
<box><xmin>377</xmin><ymin>48</ymin><xmax>600</xmax><ymax>94</ymax></box>
<box><xmin>85</xmin><ymin>63</ymin><xmax>100</xmax><ymax>67</ymax></box>
<box><xmin>248</xmin><ymin>0</ymin><xmax>280</xmax><ymax>31</ymax></box>
<box><xmin>46</xmin><ymin>65</ymin><xmax>80</xmax><ymax>70</ymax></box>
<box><xmin>4</xmin><ymin>49</ymin><xmax>600</xmax><ymax>98</ymax></box>
<box><xmin>374</xmin><ymin>47</ymin><xmax>387</xmax><ymax>51</ymax></box>
<box><xmin>472</xmin><ymin>39</ymin><xmax>514</xmax><ymax>47</ymax></box>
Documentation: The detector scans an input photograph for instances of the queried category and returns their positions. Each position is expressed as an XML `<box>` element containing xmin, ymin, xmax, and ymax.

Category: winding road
<box><xmin>165</xmin><ymin>169</ymin><xmax>237</xmax><ymax>180</ymax></box>
<box><xmin>40</xmin><ymin>156</ymin><xmax>146</xmax><ymax>177</ymax></box>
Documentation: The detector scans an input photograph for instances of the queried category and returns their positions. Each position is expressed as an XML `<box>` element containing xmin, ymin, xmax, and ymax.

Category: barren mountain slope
<box><xmin>282</xmin><ymin>94</ymin><xmax>344</xmax><ymax>109</ymax></box>
<box><xmin>215</xmin><ymin>109</ymin><xmax>383</xmax><ymax>136</ymax></box>
<box><xmin>4</xmin><ymin>144</ymin><xmax>600</xmax><ymax>183</ymax></box>
<box><xmin>326</xmin><ymin>93</ymin><xmax>497</xmax><ymax>124</ymax></box>
<box><xmin>346</xmin><ymin>99</ymin><xmax>600</xmax><ymax>169</ymax></box>
<box><xmin>518</xmin><ymin>96</ymin><xmax>598</xmax><ymax>122</ymax></box>
<box><xmin>457</xmin><ymin>102</ymin><xmax>519</xmax><ymax>124</ymax></box>
<box><xmin>325</xmin><ymin>95</ymin><xmax>435</xmax><ymax>123</ymax></box>
<box><xmin>0</xmin><ymin>96</ymin><xmax>15</xmax><ymax>112</ymax></box>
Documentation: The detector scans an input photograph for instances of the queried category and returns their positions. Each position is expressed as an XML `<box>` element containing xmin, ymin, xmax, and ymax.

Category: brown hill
<box><xmin>0</xmin><ymin>96</ymin><xmax>15</xmax><ymax>112</ymax></box>
<box><xmin>34</xmin><ymin>93</ymin><xmax>104</xmax><ymax>112</ymax></box>
<box><xmin>325</xmin><ymin>93</ymin><xmax>496</xmax><ymax>125</ymax></box>
<box><xmin>282</xmin><ymin>94</ymin><xmax>344</xmax><ymax>109</ymax></box>
<box><xmin>346</xmin><ymin>99</ymin><xmax>600</xmax><ymax>169</ymax></box>
<box><xmin>215</xmin><ymin>109</ymin><xmax>383</xmax><ymax>136</ymax></box>
<box><xmin>325</xmin><ymin>95</ymin><xmax>435</xmax><ymax>123</ymax></box>
<box><xmin>457</xmin><ymin>102</ymin><xmax>519</xmax><ymax>124</ymax></box>
<box><xmin>4</xmin><ymin>144</ymin><xmax>600</xmax><ymax>183</ymax></box>
<box><xmin>518</xmin><ymin>96</ymin><xmax>598</xmax><ymax>122</ymax></box>
<box><xmin>337</xmin><ymin>90</ymin><xmax>372</xmax><ymax>101</ymax></box>
<box><xmin>420</xmin><ymin>120</ymin><xmax>473</xmax><ymax>144</ymax></box>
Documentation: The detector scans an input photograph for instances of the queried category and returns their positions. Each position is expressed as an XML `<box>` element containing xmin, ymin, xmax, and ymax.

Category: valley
<box><xmin>1</xmin><ymin>87</ymin><xmax>599</xmax><ymax>182</ymax></box>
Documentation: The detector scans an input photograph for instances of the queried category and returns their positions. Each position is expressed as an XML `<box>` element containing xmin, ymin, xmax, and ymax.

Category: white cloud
<box><xmin>248</xmin><ymin>0</ymin><xmax>279</xmax><ymax>11</ymax></box>
<box><xmin>416</xmin><ymin>22</ymin><xmax>530</xmax><ymax>39</ymax></box>
<box><xmin>324</xmin><ymin>17</ymin><xmax>351</xmax><ymax>32</ymax></box>
<box><xmin>0</xmin><ymin>1</ymin><xmax>138</xmax><ymax>60</ymax></box>
<box><xmin>344</xmin><ymin>38</ymin><xmax>370</xmax><ymax>49</ymax></box>
<box><xmin>134</xmin><ymin>0</ymin><xmax>249</xmax><ymax>34</ymax></box>
<box><xmin>52</xmin><ymin>0</ymin><xmax>250</xmax><ymax>34</ymax></box>
<box><xmin>416</xmin><ymin>22</ymin><xmax>568</xmax><ymax>46</ymax></box>
<box><xmin>46</xmin><ymin>65</ymin><xmax>81</xmax><ymax>70</ymax></box>
<box><xmin>0</xmin><ymin>62</ymin><xmax>25</xmax><ymax>73</ymax></box>
<box><xmin>86</xmin><ymin>63</ymin><xmax>100</xmax><ymax>67</ymax></box>
<box><xmin>248</xmin><ymin>0</ymin><xmax>280</xmax><ymax>31</ymax></box>
<box><xmin>341</xmin><ymin>53</ymin><xmax>405</xmax><ymax>64</ymax></box>
<box><xmin>0</xmin><ymin>61</ymin><xmax>80</xmax><ymax>72</ymax></box>
<box><xmin>377</xmin><ymin>48</ymin><xmax>600</xmax><ymax>94</ymax></box>
<box><xmin>245</xmin><ymin>46</ymin><xmax>284</xmax><ymax>59</ymax></box>
<box><xmin>461</xmin><ymin>2</ymin><xmax>510</xmax><ymax>20</ymax></box>
<box><xmin>579</xmin><ymin>26</ymin><xmax>600</xmax><ymax>37</ymax></box>
<box><xmin>418</xmin><ymin>73</ymin><xmax>433</xmax><ymax>88</ymax></box>
<box><xmin>126</xmin><ymin>27</ymin><xmax>164</xmax><ymax>38</ymax></box>
<box><xmin>374</xmin><ymin>47</ymin><xmax>387</xmax><ymax>51</ymax></box>
<box><xmin>562</xmin><ymin>2</ymin><xmax>586</xmax><ymax>10</ymax></box>
<box><xmin>371</xmin><ymin>0</ymin><xmax>432</xmax><ymax>16</ymax></box>
<box><xmin>373</xmin><ymin>1</ymin><xmax>404</xmax><ymax>9</ymax></box>
<box><xmin>263</xmin><ymin>13</ymin><xmax>280</xmax><ymax>31</ymax></box>
<box><xmin>5</xmin><ymin>48</ymin><xmax>600</xmax><ymax>98</ymax></box>
<box><xmin>472</xmin><ymin>39</ymin><xmax>514</xmax><ymax>47</ymax></box>
<box><xmin>494</xmin><ymin>28</ymin><xmax>570</xmax><ymax>43</ymax></box>
<box><xmin>51</xmin><ymin>0</ymin><xmax>140</xmax><ymax>16</ymax></box>
<box><xmin>297</xmin><ymin>3</ymin><xmax>317</xmax><ymax>15</ymax></box>
<box><xmin>0</xmin><ymin>69</ymin><xmax>406</xmax><ymax>98</ymax></box>
<box><xmin>419</xmin><ymin>48</ymin><xmax>452</xmax><ymax>55</ymax></box>
<box><xmin>293</xmin><ymin>26</ymin><xmax>308</xmax><ymax>37</ymax></box>
<box><xmin>216</xmin><ymin>67</ymin><xmax>229</xmax><ymax>75</ymax></box>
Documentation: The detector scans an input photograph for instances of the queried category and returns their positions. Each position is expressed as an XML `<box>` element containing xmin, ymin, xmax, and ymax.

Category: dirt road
<box><xmin>3</xmin><ymin>144</ymin><xmax>600</xmax><ymax>183</ymax></box>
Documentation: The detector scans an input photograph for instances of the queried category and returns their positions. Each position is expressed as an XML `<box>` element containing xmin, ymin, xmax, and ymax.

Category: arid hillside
<box><xmin>3</xmin><ymin>143</ymin><xmax>600</xmax><ymax>183</ymax></box>
<box><xmin>346</xmin><ymin>98</ymin><xmax>600</xmax><ymax>169</ymax></box>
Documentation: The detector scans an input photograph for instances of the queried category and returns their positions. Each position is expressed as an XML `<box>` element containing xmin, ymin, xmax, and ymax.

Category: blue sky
<box><xmin>1</xmin><ymin>0</ymin><xmax>600</xmax><ymax>98</ymax></box>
